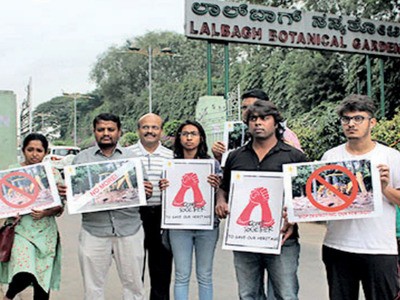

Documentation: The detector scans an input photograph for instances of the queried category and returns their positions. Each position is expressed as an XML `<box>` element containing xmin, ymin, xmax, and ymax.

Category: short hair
<box><xmin>173</xmin><ymin>120</ymin><xmax>210</xmax><ymax>159</ymax></box>
<box><xmin>337</xmin><ymin>95</ymin><xmax>376</xmax><ymax>118</ymax></box>
<box><xmin>245</xmin><ymin>100</ymin><xmax>285</xmax><ymax>140</ymax></box>
<box><xmin>93</xmin><ymin>113</ymin><xmax>121</xmax><ymax>130</ymax></box>
<box><xmin>22</xmin><ymin>133</ymin><xmax>49</xmax><ymax>152</ymax></box>
<box><xmin>241</xmin><ymin>89</ymin><xmax>269</xmax><ymax>101</ymax></box>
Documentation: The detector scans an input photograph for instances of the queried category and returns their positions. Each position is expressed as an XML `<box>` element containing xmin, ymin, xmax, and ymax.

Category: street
<box><xmin>3</xmin><ymin>214</ymin><xmax>365</xmax><ymax>299</ymax></box>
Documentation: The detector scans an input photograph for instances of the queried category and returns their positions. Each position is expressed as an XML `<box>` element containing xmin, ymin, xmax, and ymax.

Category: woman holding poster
<box><xmin>0</xmin><ymin>133</ymin><xmax>63</xmax><ymax>300</ymax></box>
<box><xmin>160</xmin><ymin>120</ymin><xmax>221</xmax><ymax>300</ymax></box>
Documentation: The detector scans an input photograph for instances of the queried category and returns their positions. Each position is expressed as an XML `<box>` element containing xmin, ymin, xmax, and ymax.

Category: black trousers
<box><xmin>140</xmin><ymin>206</ymin><xmax>173</xmax><ymax>300</ymax></box>
<box><xmin>6</xmin><ymin>272</ymin><xmax>49</xmax><ymax>300</ymax></box>
<box><xmin>322</xmin><ymin>245</ymin><xmax>399</xmax><ymax>300</ymax></box>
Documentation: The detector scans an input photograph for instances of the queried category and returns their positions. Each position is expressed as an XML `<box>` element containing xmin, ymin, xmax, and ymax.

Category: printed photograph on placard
<box><xmin>283</xmin><ymin>159</ymin><xmax>382</xmax><ymax>222</ymax></box>
<box><xmin>64</xmin><ymin>158</ymin><xmax>146</xmax><ymax>214</ymax></box>
<box><xmin>162</xmin><ymin>159</ymin><xmax>215</xmax><ymax>230</ymax></box>
<box><xmin>221</xmin><ymin>121</ymin><xmax>248</xmax><ymax>166</ymax></box>
<box><xmin>0</xmin><ymin>162</ymin><xmax>61</xmax><ymax>218</ymax></box>
<box><xmin>222</xmin><ymin>171</ymin><xmax>284</xmax><ymax>255</ymax></box>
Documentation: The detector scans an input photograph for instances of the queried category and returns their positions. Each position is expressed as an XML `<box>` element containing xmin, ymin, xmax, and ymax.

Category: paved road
<box><xmin>3</xmin><ymin>214</ymin><xmax>364</xmax><ymax>299</ymax></box>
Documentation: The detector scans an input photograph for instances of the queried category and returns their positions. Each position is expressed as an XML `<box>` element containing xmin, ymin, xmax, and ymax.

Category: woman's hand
<box><xmin>159</xmin><ymin>179</ymin><xmax>170</xmax><ymax>191</ymax></box>
<box><xmin>207</xmin><ymin>174</ymin><xmax>221</xmax><ymax>188</ymax></box>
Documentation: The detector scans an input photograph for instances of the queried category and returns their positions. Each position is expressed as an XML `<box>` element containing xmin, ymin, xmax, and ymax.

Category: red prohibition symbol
<box><xmin>0</xmin><ymin>171</ymin><xmax>39</xmax><ymax>209</ymax></box>
<box><xmin>305</xmin><ymin>165</ymin><xmax>359</xmax><ymax>212</ymax></box>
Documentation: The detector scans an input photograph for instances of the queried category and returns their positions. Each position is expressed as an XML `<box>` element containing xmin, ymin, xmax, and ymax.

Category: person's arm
<box><xmin>215</xmin><ymin>188</ymin><xmax>229</xmax><ymax>218</ymax></box>
<box><xmin>378</xmin><ymin>164</ymin><xmax>400</xmax><ymax>206</ymax></box>
<box><xmin>31</xmin><ymin>206</ymin><xmax>64</xmax><ymax>220</ymax></box>
<box><xmin>211</xmin><ymin>141</ymin><xmax>226</xmax><ymax>163</ymax></box>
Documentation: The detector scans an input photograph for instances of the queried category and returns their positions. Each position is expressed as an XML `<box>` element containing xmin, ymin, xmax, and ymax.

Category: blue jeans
<box><xmin>233</xmin><ymin>238</ymin><xmax>300</xmax><ymax>300</ymax></box>
<box><xmin>169</xmin><ymin>228</ymin><xmax>219</xmax><ymax>300</ymax></box>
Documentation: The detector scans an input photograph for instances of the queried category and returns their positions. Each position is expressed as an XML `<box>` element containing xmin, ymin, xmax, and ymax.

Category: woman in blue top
<box><xmin>160</xmin><ymin>120</ymin><xmax>220</xmax><ymax>300</ymax></box>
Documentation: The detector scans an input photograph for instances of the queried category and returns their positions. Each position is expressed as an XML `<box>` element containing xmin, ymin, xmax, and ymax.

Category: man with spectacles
<box><xmin>321</xmin><ymin>95</ymin><xmax>400</xmax><ymax>300</ymax></box>
<box><xmin>128</xmin><ymin>113</ymin><xmax>173</xmax><ymax>300</ymax></box>
<box><xmin>216</xmin><ymin>100</ymin><xmax>307</xmax><ymax>300</ymax></box>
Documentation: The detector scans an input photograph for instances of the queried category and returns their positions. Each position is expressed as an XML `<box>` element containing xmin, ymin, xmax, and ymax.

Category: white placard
<box><xmin>64</xmin><ymin>158</ymin><xmax>146</xmax><ymax>214</ymax></box>
<box><xmin>283</xmin><ymin>159</ymin><xmax>382</xmax><ymax>222</ymax></box>
<box><xmin>0</xmin><ymin>162</ymin><xmax>62</xmax><ymax>218</ymax></box>
<box><xmin>222</xmin><ymin>171</ymin><xmax>284</xmax><ymax>254</ymax></box>
<box><xmin>162</xmin><ymin>159</ymin><xmax>215</xmax><ymax>230</ymax></box>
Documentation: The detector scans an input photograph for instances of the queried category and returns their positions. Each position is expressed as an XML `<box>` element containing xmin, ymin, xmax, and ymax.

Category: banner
<box><xmin>64</xmin><ymin>158</ymin><xmax>146</xmax><ymax>214</ymax></box>
<box><xmin>222</xmin><ymin>171</ymin><xmax>284</xmax><ymax>254</ymax></box>
<box><xmin>0</xmin><ymin>162</ymin><xmax>61</xmax><ymax>218</ymax></box>
<box><xmin>283</xmin><ymin>159</ymin><xmax>382</xmax><ymax>222</ymax></box>
<box><xmin>162</xmin><ymin>159</ymin><xmax>215</xmax><ymax>230</ymax></box>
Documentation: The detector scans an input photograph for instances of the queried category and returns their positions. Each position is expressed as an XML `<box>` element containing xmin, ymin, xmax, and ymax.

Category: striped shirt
<box><xmin>128</xmin><ymin>141</ymin><xmax>173</xmax><ymax>206</ymax></box>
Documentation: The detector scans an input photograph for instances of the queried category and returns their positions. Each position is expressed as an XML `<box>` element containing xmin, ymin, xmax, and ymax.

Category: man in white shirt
<box><xmin>321</xmin><ymin>95</ymin><xmax>400</xmax><ymax>300</ymax></box>
<box><xmin>129</xmin><ymin>113</ymin><xmax>173</xmax><ymax>300</ymax></box>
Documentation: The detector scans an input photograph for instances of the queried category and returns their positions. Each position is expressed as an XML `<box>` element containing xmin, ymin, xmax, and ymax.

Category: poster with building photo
<box><xmin>64</xmin><ymin>158</ymin><xmax>146</xmax><ymax>214</ymax></box>
<box><xmin>0</xmin><ymin>162</ymin><xmax>61</xmax><ymax>218</ymax></box>
<box><xmin>162</xmin><ymin>159</ymin><xmax>215</xmax><ymax>230</ymax></box>
<box><xmin>221</xmin><ymin>121</ymin><xmax>248</xmax><ymax>166</ymax></box>
<box><xmin>283</xmin><ymin>159</ymin><xmax>382</xmax><ymax>222</ymax></box>
<box><xmin>222</xmin><ymin>171</ymin><xmax>284</xmax><ymax>254</ymax></box>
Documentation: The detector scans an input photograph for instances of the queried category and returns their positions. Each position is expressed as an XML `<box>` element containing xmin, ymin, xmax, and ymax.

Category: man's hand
<box><xmin>211</xmin><ymin>141</ymin><xmax>226</xmax><ymax>162</ymax></box>
<box><xmin>144</xmin><ymin>181</ymin><xmax>153</xmax><ymax>199</ymax></box>
<box><xmin>216</xmin><ymin>189</ymin><xmax>229</xmax><ymax>218</ymax></box>
<box><xmin>281</xmin><ymin>206</ymin><xmax>294</xmax><ymax>244</ymax></box>
<box><xmin>377</xmin><ymin>164</ymin><xmax>390</xmax><ymax>191</ymax></box>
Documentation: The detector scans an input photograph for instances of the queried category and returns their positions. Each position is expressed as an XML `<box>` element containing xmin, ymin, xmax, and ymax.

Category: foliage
<box><xmin>120</xmin><ymin>132</ymin><xmax>139</xmax><ymax>147</ymax></box>
<box><xmin>372</xmin><ymin>108</ymin><xmax>400</xmax><ymax>151</ymax></box>
<box><xmin>163</xmin><ymin>120</ymin><xmax>182</xmax><ymax>137</ymax></box>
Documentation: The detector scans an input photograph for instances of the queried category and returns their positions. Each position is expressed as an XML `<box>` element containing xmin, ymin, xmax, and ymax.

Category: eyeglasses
<box><xmin>180</xmin><ymin>131</ymin><xmax>200</xmax><ymax>137</ymax></box>
<box><xmin>248</xmin><ymin>115</ymin><xmax>272</xmax><ymax>122</ymax></box>
<box><xmin>340</xmin><ymin>115</ymin><xmax>372</xmax><ymax>125</ymax></box>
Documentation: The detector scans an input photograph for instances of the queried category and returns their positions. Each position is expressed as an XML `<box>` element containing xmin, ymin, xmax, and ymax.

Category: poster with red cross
<box><xmin>0</xmin><ymin>162</ymin><xmax>62</xmax><ymax>218</ymax></box>
<box><xmin>283</xmin><ymin>159</ymin><xmax>382</xmax><ymax>222</ymax></box>
<box><xmin>222</xmin><ymin>171</ymin><xmax>284</xmax><ymax>255</ymax></box>
<box><xmin>161</xmin><ymin>159</ymin><xmax>215</xmax><ymax>230</ymax></box>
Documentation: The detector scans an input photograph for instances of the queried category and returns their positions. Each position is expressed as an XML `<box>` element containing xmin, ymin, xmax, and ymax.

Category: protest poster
<box><xmin>221</xmin><ymin>121</ymin><xmax>248</xmax><ymax>166</ymax></box>
<box><xmin>64</xmin><ymin>158</ymin><xmax>146</xmax><ymax>214</ymax></box>
<box><xmin>222</xmin><ymin>171</ymin><xmax>284</xmax><ymax>254</ymax></box>
<box><xmin>283</xmin><ymin>159</ymin><xmax>382</xmax><ymax>222</ymax></box>
<box><xmin>0</xmin><ymin>162</ymin><xmax>61</xmax><ymax>218</ymax></box>
<box><xmin>161</xmin><ymin>159</ymin><xmax>215</xmax><ymax>230</ymax></box>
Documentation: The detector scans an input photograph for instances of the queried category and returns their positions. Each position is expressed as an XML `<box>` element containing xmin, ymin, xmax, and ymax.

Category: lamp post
<box><xmin>62</xmin><ymin>92</ymin><xmax>91</xmax><ymax>147</ymax></box>
<box><xmin>123</xmin><ymin>44</ymin><xmax>176</xmax><ymax>113</ymax></box>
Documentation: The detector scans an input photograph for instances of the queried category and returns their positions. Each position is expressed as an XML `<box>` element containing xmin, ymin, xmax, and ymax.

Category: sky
<box><xmin>0</xmin><ymin>0</ymin><xmax>184</xmax><ymax>109</ymax></box>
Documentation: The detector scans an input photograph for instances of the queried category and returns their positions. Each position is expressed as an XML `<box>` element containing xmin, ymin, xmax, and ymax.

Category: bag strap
<box><xmin>10</xmin><ymin>215</ymin><xmax>21</xmax><ymax>228</ymax></box>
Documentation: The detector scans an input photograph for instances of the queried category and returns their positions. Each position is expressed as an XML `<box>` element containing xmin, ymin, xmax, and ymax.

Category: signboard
<box><xmin>64</xmin><ymin>158</ymin><xmax>146</xmax><ymax>214</ymax></box>
<box><xmin>162</xmin><ymin>159</ymin><xmax>215</xmax><ymax>230</ymax></box>
<box><xmin>283</xmin><ymin>159</ymin><xmax>382</xmax><ymax>222</ymax></box>
<box><xmin>222</xmin><ymin>171</ymin><xmax>284</xmax><ymax>254</ymax></box>
<box><xmin>0</xmin><ymin>162</ymin><xmax>62</xmax><ymax>218</ymax></box>
<box><xmin>221</xmin><ymin>121</ymin><xmax>247</xmax><ymax>166</ymax></box>
<box><xmin>185</xmin><ymin>0</ymin><xmax>400</xmax><ymax>58</ymax></box>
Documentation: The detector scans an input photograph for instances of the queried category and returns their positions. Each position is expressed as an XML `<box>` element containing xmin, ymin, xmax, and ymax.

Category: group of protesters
<box><xmin>0</xmin><ymin>89</ymin><xmax>399</xmax><ymax>300</ymax></box>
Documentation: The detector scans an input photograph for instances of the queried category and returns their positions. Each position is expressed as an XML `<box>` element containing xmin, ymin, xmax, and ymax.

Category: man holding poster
<box><xmin>69</xmin><ymin>113</ymin><xmax>152</xmax><ymax>300</ymax></box>
<box><xmin>321</xmin><ymin>95</ymin><xmax>400</xmax><ymax>300</ymax></box>
<box><xmin>216</xmin><ymin>100</ymin><xmax>307</xmax><ymax>300</ymax></box>
<box><xmin>129</xmin><ymin>113</ymin><xmax>173</xmax><ymax>300</ymax></box>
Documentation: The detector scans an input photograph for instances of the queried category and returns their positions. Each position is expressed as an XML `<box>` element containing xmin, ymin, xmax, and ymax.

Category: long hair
<box><xmin>22</xmin><ymin>133</ymin><xmax>49</xmax><ymax>152</ymax></box>
<box><xmin>173</xmin><ymin>120</ymin><xmax>210</xmax><ymax>159</ymax></box>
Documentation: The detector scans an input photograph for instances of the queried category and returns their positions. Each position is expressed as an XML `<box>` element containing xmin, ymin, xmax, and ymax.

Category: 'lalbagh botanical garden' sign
<box><xmin>185</xmin><ymin>0</ymin><xmax>400</xmax><ymax>58</ymax></box>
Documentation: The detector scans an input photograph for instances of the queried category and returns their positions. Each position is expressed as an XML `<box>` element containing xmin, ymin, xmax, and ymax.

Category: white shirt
<box><xmin>322</xmin><ymin>142</ymin><xmax>400</xmax><ymax>254</ymax></box>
